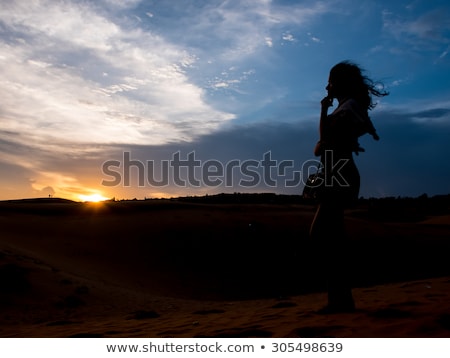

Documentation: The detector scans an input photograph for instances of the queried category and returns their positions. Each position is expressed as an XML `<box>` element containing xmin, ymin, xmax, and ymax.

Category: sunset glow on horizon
<box><xmin>78</xmin><ymin>193</ymin><xmax>110</xmax><ymax>203</ymax></box>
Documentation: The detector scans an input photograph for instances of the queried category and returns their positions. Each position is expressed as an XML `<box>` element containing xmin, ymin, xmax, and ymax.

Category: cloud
<box><xmin>0</xmin><ymin>0</ymin><xmax>235</xmax><ymax>150</ymax></box>
<box><xmin>308</xmin><ymin>33</ymin><xmax>321</xmax><ymax>43</ymax></box>
<box><xmin>99</xmin><ymin>0</ymin><xmax>142</xmax><ymax>9</ymax></box>
<box><xmin>357</xmin><ymin>107</ymin><xmax>450</xmax><ymax>197</ymax></box>
<box><xmin>149</xmin><ymin>0</ymin><xmax>332</xmax><ymax>61</ymax></box>
<box><xmin>282</xmin><ymin>32</ymin><xmax>296</xmax><ymax>42</ymax></box>
<box><xmin>382</xmin><ymin>6</ymin><xmax>450</xmax><ymax>54</ymax></box>
<box><xmin>410</xmin><ymin>108</ymin><xmax>450</xmax><ymax>123</ymax></box>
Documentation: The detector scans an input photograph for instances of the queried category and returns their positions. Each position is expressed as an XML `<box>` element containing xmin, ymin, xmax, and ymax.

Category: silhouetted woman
<box><xmin>310</xmin><ymin>60</ymin><xmax>388</xmax><ymax>313</ymax></box>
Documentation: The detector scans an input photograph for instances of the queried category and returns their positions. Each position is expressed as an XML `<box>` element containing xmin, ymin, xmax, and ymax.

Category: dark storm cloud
<box><xmin>100</xmin><ymin>106</ymin><xmax>450</xmax><ymax>198</ymax></box>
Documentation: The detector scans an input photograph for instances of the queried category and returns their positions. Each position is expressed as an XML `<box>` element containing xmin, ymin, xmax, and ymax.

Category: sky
<box><xmin>1</xmin><ymin>0</ymin><xmax>450</xmax><ymax>202</ymax></box>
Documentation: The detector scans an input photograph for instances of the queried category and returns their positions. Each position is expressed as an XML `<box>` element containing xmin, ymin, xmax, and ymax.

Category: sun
<box><xmin>78</xmin><ymin>193</ymin><xmax>109</xmax><ymax>203</ymax></box>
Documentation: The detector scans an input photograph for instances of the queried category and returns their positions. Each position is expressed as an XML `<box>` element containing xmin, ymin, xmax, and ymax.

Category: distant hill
<box><xmin>2</xmin><ymin>197</ymin><xmax>76</xmax><ymax>204</ymax></box>
<box><xmin>0</xmin><ymin>197</ymin><xmax>80</xmax><ymax>215</ymax></box>
<box><xmin>0</xmin><ymin>193</ymin><xmax>449</xmax><ymax>222</ymax></box>
<box><xmin>172</xmin><ymin>192</ymin><xmax>302</xmax><ymax>204</ymax></box>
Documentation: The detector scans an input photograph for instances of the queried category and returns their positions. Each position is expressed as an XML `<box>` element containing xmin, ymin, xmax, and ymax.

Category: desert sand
<box><xmin>1</xmin><ymin>195</ymin><xmax>450</xmax><ymax>338</ymax></box>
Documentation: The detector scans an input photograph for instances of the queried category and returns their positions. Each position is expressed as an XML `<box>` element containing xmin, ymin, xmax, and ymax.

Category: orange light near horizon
<box><xmin>78</xmin><ymin>193</ymin><xmax>109</xmax><ymax>203</ymax></box>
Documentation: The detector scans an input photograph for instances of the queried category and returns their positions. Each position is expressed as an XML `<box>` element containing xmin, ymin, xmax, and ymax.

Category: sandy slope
<box><xmin>1</xmin><ymin>200</ymin><xmax>450</xmax><ymax>337</ymax></box>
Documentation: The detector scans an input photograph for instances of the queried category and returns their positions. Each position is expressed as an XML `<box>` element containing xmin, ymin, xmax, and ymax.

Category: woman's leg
<box><xmin>310</xmin><ymin>201</ymin><xmax>355</xmax><ymax>312</ymax></box>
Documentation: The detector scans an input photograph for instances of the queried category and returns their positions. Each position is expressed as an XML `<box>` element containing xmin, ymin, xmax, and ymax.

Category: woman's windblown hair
<box><xmin>330</xmin><ymin>60</ymin><xmax>389</xmax><ymax>110</ymax></box>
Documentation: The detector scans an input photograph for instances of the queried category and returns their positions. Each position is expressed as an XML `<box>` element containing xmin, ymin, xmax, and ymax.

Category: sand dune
<box><xmin>1</xmin><ymin>197</ymin><xmax>450</xmax><ymax>337</ymax></box>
